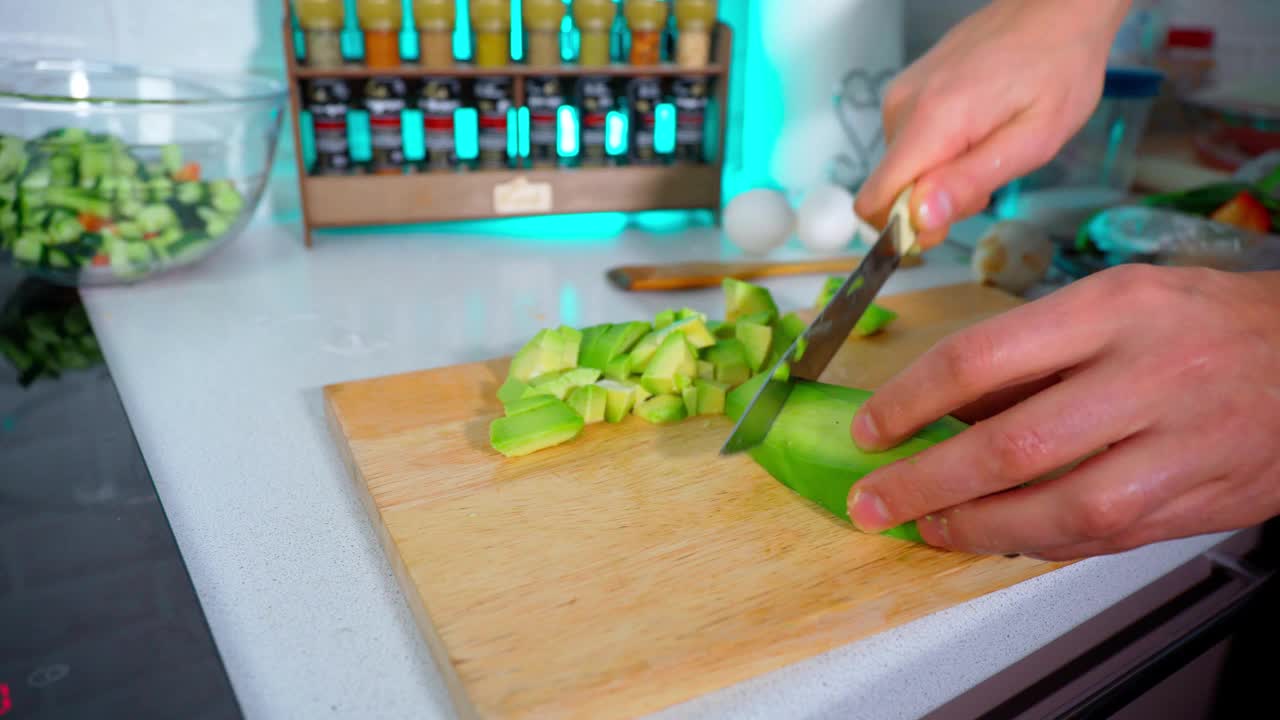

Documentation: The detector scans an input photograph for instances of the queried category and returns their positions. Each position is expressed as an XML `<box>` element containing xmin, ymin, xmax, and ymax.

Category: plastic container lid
<box><xmin>1103</xmin><ymin>66</ymin><xmax>1165</xmax><ymax>100</ymax></box>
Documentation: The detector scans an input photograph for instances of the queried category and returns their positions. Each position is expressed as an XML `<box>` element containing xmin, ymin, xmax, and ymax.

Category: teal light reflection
<box><xmin>559</xmin><ymin>285</ymin><xmax>581</xmax><ymax>327</ymax></box>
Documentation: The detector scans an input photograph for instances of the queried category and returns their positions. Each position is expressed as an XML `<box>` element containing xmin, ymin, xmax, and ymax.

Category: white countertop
<box><xmin>80</xmin><ymin>205</ymin><xmax>1231</xmax><ymax>720</ymax></box>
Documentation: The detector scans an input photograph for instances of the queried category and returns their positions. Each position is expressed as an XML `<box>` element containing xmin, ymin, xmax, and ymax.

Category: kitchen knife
<box><xmin>720</xmin><ymin>186</ymin><xmax>918</xmax><ymax>456</ymax></box>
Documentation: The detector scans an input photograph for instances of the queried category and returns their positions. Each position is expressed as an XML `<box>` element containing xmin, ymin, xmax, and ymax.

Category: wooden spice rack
<box><xmin>281</xmin><ymin>5</ymin><xmax>734</xmax><ymax>247</ymax></box>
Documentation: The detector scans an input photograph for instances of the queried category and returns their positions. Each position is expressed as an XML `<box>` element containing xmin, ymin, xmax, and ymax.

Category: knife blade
<box><xmin>719</xmin><ymin>187</ymin><xmax>917</xmax><ymax>456</ymax></box>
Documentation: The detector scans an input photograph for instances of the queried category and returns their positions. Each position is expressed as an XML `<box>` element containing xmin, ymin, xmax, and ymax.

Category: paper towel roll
<box><xmin>760</xmin><ymin>0</ymin><xmax>905</xmax><ymax>199</ymax></box>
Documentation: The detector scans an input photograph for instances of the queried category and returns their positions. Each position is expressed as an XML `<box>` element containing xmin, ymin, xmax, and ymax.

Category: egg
<box><xmin>722</xmin><ymin>188</ymin><xmax>795</xmax><ymax>255</ymax></box>
<box><xmin>795</xmin><ymin>183</ymin><xmax>873</xmax><ymax>255</ymax></box>
<box><xmin>971</xmin><ymin>220</ymin><xmax>1055</xmax><ymax>295</ymax></box>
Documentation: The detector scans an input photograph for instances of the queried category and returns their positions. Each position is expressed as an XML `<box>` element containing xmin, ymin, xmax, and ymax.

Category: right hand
<box><xmin>855</xmin><ymin>0</ymin><xmax>1133</xmax><ymax>250</ymax></box>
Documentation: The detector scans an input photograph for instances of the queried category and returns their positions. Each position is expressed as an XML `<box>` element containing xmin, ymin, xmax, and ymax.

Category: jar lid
<box><xmin>1166</xmin><ymin>27</ymin><xmax>1214</xmax><ymax>50</ymax></box>
<box><xmin>1103</xmin><ymin>66</ymin><xmax>1164</xmax><ymax>100</ymax></box>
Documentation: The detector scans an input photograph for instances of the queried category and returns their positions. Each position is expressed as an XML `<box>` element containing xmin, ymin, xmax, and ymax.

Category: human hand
<box><xmin>854</xmin><ymin>0</ymin><xmax>1132</xmax><ymax>250</ymax></box>
<box><xmin>846</xmin><ymin>265</ymin><xmax>1280</xmax><ymax>561</ymax></box>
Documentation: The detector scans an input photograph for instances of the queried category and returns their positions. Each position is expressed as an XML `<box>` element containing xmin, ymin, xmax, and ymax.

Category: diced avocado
<box><xmin>498</xmin><ymin>377</ymin><xmax>530</xmax><ymax>406</ymax></box>
<box><xmin>580</xmin><ymin>320</ymin><xmax>650</xmax><ymax>370</ymax></box>
<box><xmin>489</xmin><ymin>397</ymin><xmax>585</xmax><ymax>457</ymax></box>
<box><xmin>577</xmin><ymin>323</ymin><xmax>612</xmax><ymax>366</ymax></box>
<box><xmin>630</xmin><ymin>316</ymin><xmax>715</xmax><ymax>371</ymax></box>
<box><xmin>567</xmin><ymin>384</ymin><xmax>608</xmax><ymax>424</ymax></box>
<box><xmin>772</xmin><ymin>362</ymin><xmax>791</xmax><ymax>381</ymax></box>
<box><xmin>604</xmin><ymin>354</ymin><xmax>633</xmax><ymax>381</ymax></box>
<box><xmin>176</xmin><ymin>181</ymin><xmax>205</xmax><ymax>205</ymax></box>
<box><xmin>597</xmin><ymin>379</ymin><xmax>639</xmax><ymax>423</ymax></box>
<box><xmin>47</xmin><ymin>249</ymin><xmax>71</xmax><ymax>269</ymax></box>
<box><xmin>654</xmin><ymin>309</ymin><xmax>676</xmax><ymax>330</ymax></box>
<box><xmin>674</xmin><ymin>373</ymin><xmax>693</xmax><ymax>393</ymax></box>
<box><xmin>503</xmin><ymin>394</ymin><xmax>561</xmax><ymax>416</ymax></box>
<box><xmin>693</xmin><ymin>379</ymin><xmax>728</xmax><ymax>415</ymax></box>
<box><xmin>697</xmin><ymin>360</ymin><xmax>715</xmax><ymax>380</ymax></box>
<box><xmin>509</xmin><ymin>328</ymin><xmax>570</xmax><ymax>382</ymax></box>
<box><xmin>814</xmin><ymin>275</ymin><xmax>844</xmax><ymax>309</ymax></box>
<box><xmin>707</xmin><ymin>320</ymin><xmax>735</xmax><ymax>339</ymax></box>
<box><xmin>161</xmin><ymin>143</ymin><xmax>184</xmax><ymax>175</ymax></box>
<box><xmin>778</xmin><ymin>313</ymin><xmax>807</xmax><ymax>340</ymax></box>
<box><xmin>13</xmin><ymin>234</ymin><xmax>43</xmax><ymax>263</ymax></box>
<box><xmin>672</xmin><ymin>317</ymin><xmax>716</xmax><ymax>349</ymax></box>
<box><xmin>703</xmin><ymin>338</ymin><xmax>752</xmax><ymax>387</ymax></box>
<box><xmin>739</xmin><ymin>310</ymin><xmax>774</xmax><ymax>326</ymax></box>
<box><xmin>682</xmin><ymin>386</ymin><xmax>699</xmax><ymax>416</ymax></box>
<box><xmin>640</xmin><ymin>333</ymin><xmax>697</xmax><ymax>396</ymax></box>
<box><xmin>723</xmin><ymin>277</ymin><xmax>779</xmax><ymax>323</ymax></box>
<box><xmin>137</xmin><ymin>204</ymin><xmax>178</xmax><ymax>234</ymax></box>
<box><xmin>734</xmin><ymin>321</ymin><xmax>773</xmax><ymax>373</ymax></box>
<box><xmin>525</xmin><ymin>367</ymin><xmax>602</xmax><ymax>400</ymax></box>
<box><xmin>556</xmin><ymin>326</ymin><xmax>583</xmax><ymax>368</ymax></box>
<box><xmin>726</xmin><ymin>375</ymin><xmax>967</xmax><ymax>539</ymax></box>
<box><xmin>676</xmin><ymin>308</ymin><xmax>707</xmax><ymax>322</ymax></box>
<box><xmin>634</xmin><ymin>394</ymin><xmax>688</xmax><ymax>424</ymax></box>
<box><xmin>854</xmin><ymin>303</ymin><xmax>898</xmax><ymax>337</ymax></box>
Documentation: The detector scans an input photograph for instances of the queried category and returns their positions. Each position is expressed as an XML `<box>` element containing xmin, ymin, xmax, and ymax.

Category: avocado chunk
<box><xmin>489</xmin><ymin>398</ymin><xmax>585</xmax><ymax>457</ymax></box>
<box><xmin>577</xmin><ymin>323</ymin><xmax>613</xmax><ymax>368</ymax></box>
<box><xmin>596</xmin><ymin>379</ymin><xmax>639</xmax><ymax>423</ymax></box>
<box><xmin>697</xmin><ymin>360</ymin><xmax>715</xmax><ymax>380</ymax></box>
<box><xmin>580</xmin><ymin>320</ymin><xmax>650</xmax><ymax>370</ymax></box>
<box><xmin>498</xmin><ymin>377</ymin><xmax>531</xmax><ymax>406</ymax></box>
<box><xmin>723</xmin><ymin>277</ymin><xmax>779</xmax><ymax>323</ymax></box>
<box><xmin>567</xmin><ymin>384</ymin><xmax>608</xmax><ymax>424</ymax></box>
<box><xmin>854</xmin><ymin>303</ymin><xmax>898</xmax><ymax>337</ymax></box>
<box><xmin>524</xmin><ymin>367</ymin><xmax>603</xmax><ymax>400</ymax></box>
<box><xmin>654</xmin><ymin>309</ymin><xmax>677</xmax><ymax>330</ymax></box>
<box><xmin>604</xmin><ymin>354</ymin><xmax>633</xmax><ymax>381</ymax></box>
<box><xmin>734</xmin><ymin>321</ymin><xmax>773</xmax><ymax>373</ymax></box>
<box><xmin>509</xmin><ymin>327</ymin><xmax>574</xmax><ymax>382</ymax></box>
<box><xmin>634</xmin><ymin>394</ymin><xmax>688</xmax><ymax>424</ymax></box>
<box><xmin>640</xmin><ymin>333</ymin><xmax>697</xmax><ymax>396</ymax></box>
<box><xmin>703</xmin><ymin>338</ymin><xmax>751</xmax><ymax>387</ymax></box>
<box><xmin>693</xmin><ymin>379</ymin><xmax>728</xmax><ymax>415</ymax></box>
<box><xmin>630</xmin><ymin>316</ymin><xmax>716</xmax><ymax>371</ymax></box>
<box><xmin>503</xmin><ymin>394</ymin><xmax>561</xmax><ymax>416</ymax></box>
<box><xmin>682</xmin><ymin>386</ymin><xmax>699</xmax><ymax>416</ymax></box>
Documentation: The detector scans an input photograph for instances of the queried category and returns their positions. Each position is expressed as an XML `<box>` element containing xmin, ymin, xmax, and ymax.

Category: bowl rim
<box><xmin>0</xmin><ymin>58</ymin><xmax>287</xmax><ymax>109</ymax></box>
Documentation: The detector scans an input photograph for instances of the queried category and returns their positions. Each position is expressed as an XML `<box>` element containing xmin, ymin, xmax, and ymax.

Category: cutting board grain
<box><xmin>324</xmin><ymin>282</ymin><xmax>1067</xmax><ymax>720</ymax></box>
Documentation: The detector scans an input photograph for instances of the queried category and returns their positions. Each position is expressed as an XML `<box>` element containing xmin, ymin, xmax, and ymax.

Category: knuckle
<box><xmin>883</xmin><ymin>76</ymin><xmax>913</xmax><ymax>113</ymax></box>
<box><xmin>1070</xmin><ymin>490</ymin><xmax>1141</xmax><ymax>542</ymax></box>
<box><xmin>934</xmin><ymin>330</ymin><xmax>998</xmax><ymax>393</ymax></box>
<box><xmin>983</xmin><ymin>424</ymin><xmax>1053</xmax><ymax>479</ymax></box>
<box><xmin>1101</xmin><ymin>264</ymin><xmax>1180</xmax><ymax>307</ymax></box>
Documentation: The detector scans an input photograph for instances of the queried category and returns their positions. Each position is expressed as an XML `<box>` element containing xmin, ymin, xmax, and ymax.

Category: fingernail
<box><xmin>852</xmin><ymin>410</ymin><xmax>879</xmax><ymax>449</ymax></box>
<box><xmin>849</xmin><ymin>488</ymin><xmax>892</xmax><ymax>532</ymax></box>
<box><xmin>917</xmin><ymin>187</ymin><xmax>953</xmax><ymax>230</ymax></box>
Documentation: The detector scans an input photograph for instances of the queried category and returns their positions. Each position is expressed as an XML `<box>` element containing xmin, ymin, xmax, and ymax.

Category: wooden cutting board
<box><xmin>324</xmin><ymin>282</ymin><xmax>1067</xmax><ymax>720</ymax></box>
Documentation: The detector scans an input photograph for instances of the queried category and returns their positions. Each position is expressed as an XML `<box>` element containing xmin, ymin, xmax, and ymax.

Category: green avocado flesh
<box><xmin>490</xmin><ymin>398</ymin><xmax>585</xmax><ymax>457</ymax></box>
<box><xmin>725</xmin><ymin>373</ymin><xmax>968</xmax><ymax>540</ymax></box>
<box><xmin>488</xmin><ymin>276</ymin><xmax>950</xmax><ymax>542</ymax></box>
<box><xmin>814</xmin><ymin>276</ymin><xmax>898</xmax><ymax>337</ymax></box>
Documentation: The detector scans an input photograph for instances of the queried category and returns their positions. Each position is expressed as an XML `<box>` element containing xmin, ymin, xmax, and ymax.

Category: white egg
<box><xmin>795</xmin><ymin>183</ymin><xmax>865</xmax><ymax>254</ymax></box>
<box><xmin>722</xmin><ymin>188</ymin><xmax>795</xmax><ymax>255</ymax></box>
<box><xmin>971</xmin><ymin>220</ymin><xmax>1056</xmax><ymax>295</ymax></box>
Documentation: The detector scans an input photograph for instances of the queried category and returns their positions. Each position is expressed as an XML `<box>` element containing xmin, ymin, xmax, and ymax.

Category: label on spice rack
<box><xmin>527</xmin><ymin>76</ymin><xmax>567</xmax><ymax>166</ymax></box>
<box><xmin>362</xmin><ymin>76</ymin><xmax>408</xmax><ymax>173</ymax></box>
<box><xmin>418</xmin><ymin>76</ymin><xmax>464</xmax><ymax>169</ymax></box>
<box><xmin>669</xmin><ymin>76</ymin><xmax>709</xmax><ymax>162</ymax></box>
<box><xmin>578</xmin><ymin>76</ymin><xmax>616</xmax><ymax>165</ymax></box>
<box><xmin>628</xmin><ymin>77</ymin><xmax>664</xmax><ymax>164</ymax></box>
<box><xmin>474</xmin><ymin>78</ymin><xmax>513</xmax><ymax>168</ymax></box>
<box><xmin>494</xmin><ymin>176</ymin><xmax>554</xmax><ymax>214</ymax></box>
<box><xmin>302</xmin><ymin>77</ymin><xmax>354</xmax><ymax>174</ymax></box>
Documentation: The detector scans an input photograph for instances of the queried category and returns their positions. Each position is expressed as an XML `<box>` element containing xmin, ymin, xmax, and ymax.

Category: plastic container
<box><xmin>995</xmin><ymin>67</ymin><xmax>1165</xmax><ymax>237</ymax></box>
<box><xmin>0</xmin><ymin>59</ymin><xmax>286</xmax><ymax>286</ymax></box>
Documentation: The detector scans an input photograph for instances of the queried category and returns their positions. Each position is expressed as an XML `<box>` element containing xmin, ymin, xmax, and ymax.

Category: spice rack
<box><xmin>281</xmin><ymin>1</ymin><xmax>733</xmax><ymax>247</ymax></box>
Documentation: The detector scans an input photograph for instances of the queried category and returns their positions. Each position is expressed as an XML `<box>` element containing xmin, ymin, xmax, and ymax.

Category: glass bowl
<box><xmin>0</xmin><ymin>59</ymin><xmax>286</xmax><ymax>286</ymax></box>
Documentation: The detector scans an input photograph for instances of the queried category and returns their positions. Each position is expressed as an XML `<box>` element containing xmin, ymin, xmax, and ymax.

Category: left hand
<box><xmin>845</xmin><ymin>264</ymin><xmax>1280</xmax><ymax>561</ymax></box>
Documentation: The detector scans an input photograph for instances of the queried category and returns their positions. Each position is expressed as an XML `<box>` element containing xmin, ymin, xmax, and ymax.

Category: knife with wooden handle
<box><xmin>720</xmin><ymin>185</ymin><xmax>920</xmax><ymax>455</ymax></box>
<box><xmin>606</xmin><ymin>252</ymin><xmax>923</xmax><ymax>292</ymax></box>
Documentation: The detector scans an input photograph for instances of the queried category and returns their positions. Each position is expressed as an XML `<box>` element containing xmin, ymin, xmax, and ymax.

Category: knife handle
<box><xmin>606</xmin><ymin>255</ymin><xmax>923</xmax><ymax>292</ymax></box>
